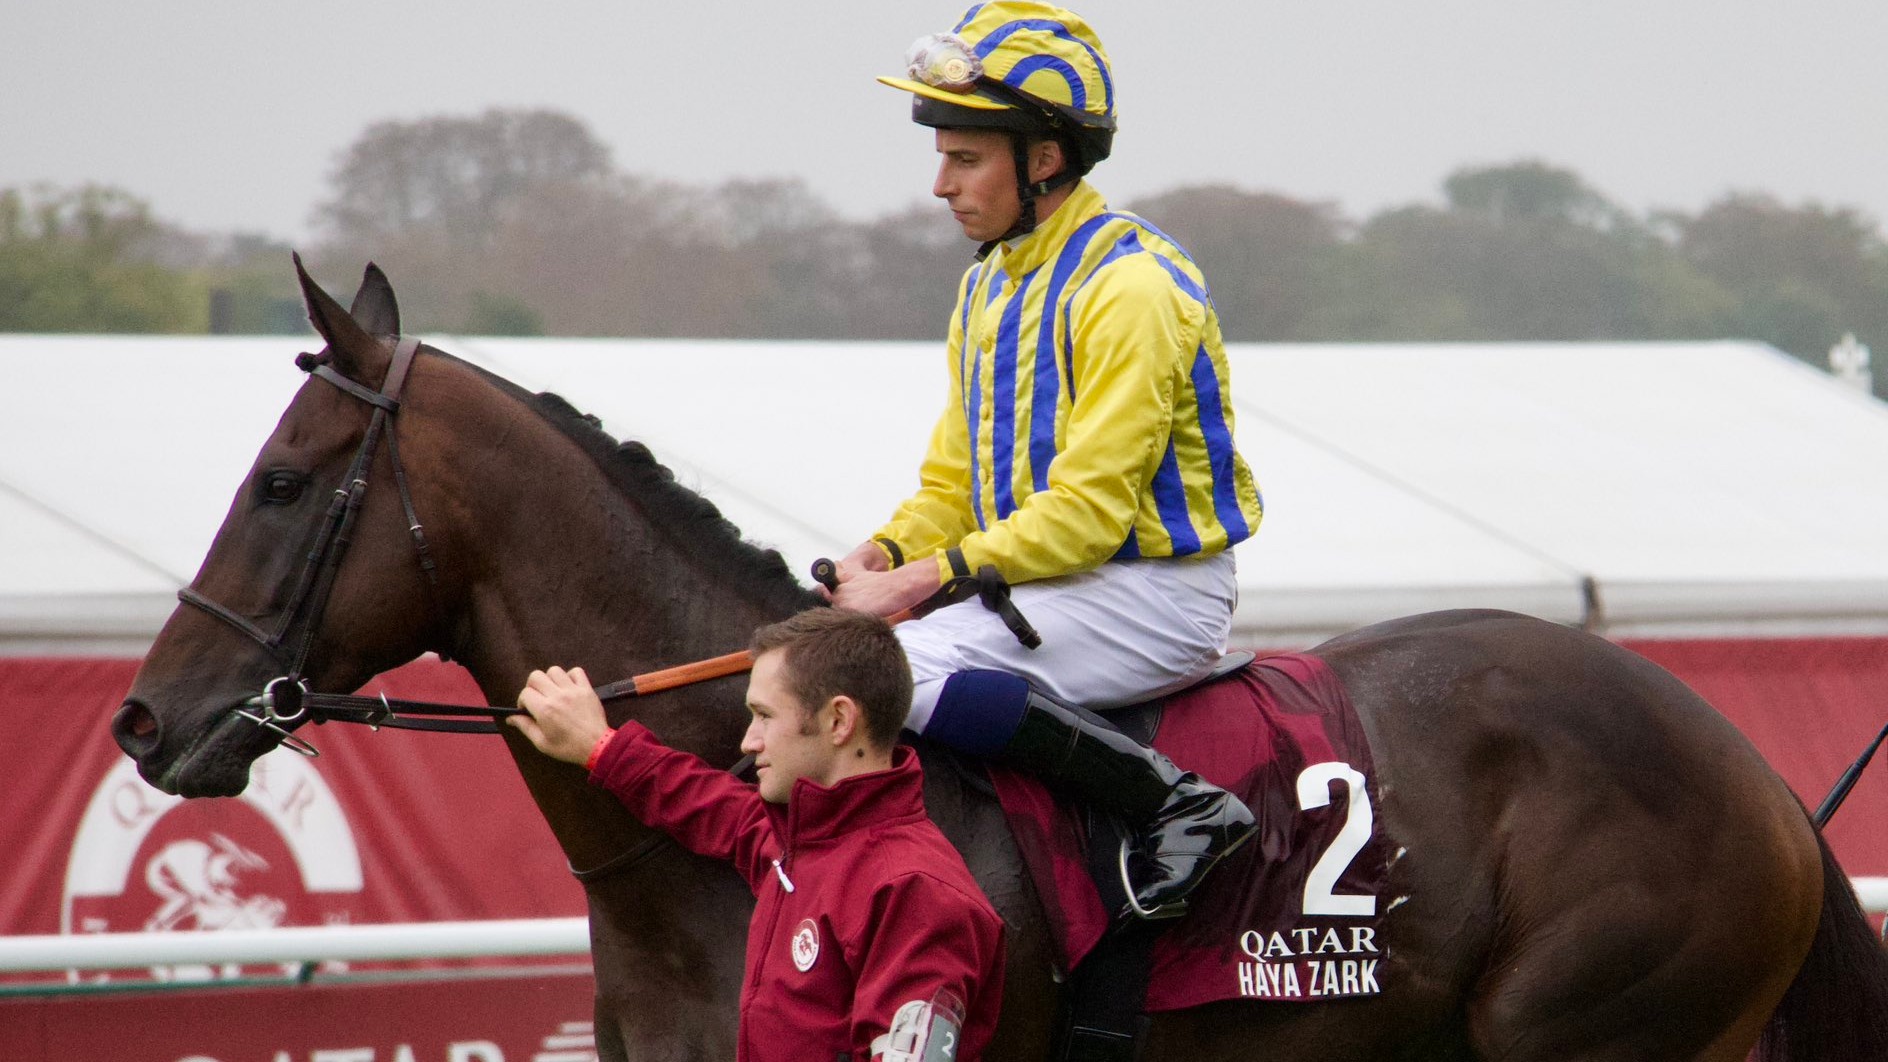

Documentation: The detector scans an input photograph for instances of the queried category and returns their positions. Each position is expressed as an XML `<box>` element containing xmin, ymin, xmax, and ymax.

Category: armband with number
<box><xmin>871</xmin><ymin>990</ymin><xmax>964</xmax><ymax>1062</ymax></box>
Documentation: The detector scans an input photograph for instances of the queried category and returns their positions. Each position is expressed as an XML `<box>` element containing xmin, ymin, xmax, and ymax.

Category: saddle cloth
<box><xmin>988</xmin><ymin>652</ymin><xmax>1394</xmax><ymax>1011</ymax></box>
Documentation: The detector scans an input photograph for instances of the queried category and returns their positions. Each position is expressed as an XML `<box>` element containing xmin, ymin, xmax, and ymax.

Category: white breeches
<box><xmin>898</xmin><ymin>551</ymin><xmax>1239</xmax><ymax>732</ymax></box>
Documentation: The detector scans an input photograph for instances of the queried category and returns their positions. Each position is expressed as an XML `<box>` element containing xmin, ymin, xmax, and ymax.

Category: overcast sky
<box><xmin>7</xmin><ymin>1</ymin><xmax>1887</xmax><ymax>245</ymax></box>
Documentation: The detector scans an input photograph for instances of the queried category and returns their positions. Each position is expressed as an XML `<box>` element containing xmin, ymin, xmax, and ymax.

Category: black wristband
<box><xmin>873</xmin><ymin>536</ymin><xmax>905</xmax><ymax>569</ymax></box>
<box><xmin>945</xmin><ymin>547</ymin><xmax>972</xmax><ymax>581</ymax></box>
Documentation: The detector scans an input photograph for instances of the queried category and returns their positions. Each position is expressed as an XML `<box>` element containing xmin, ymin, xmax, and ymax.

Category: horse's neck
<box><xmin>464</xmin><ymin>476</ymin><xmax>797</xmax><ymax>750</ymax></box>
<box><xmin>436</xmin><ymin>374</ymin><xmax>805</xmax><ymax>862</ymax></box>
<box><xmin>474</xmin><ymin>543</ymin><xmax>785</xmax><ymax>763</ymax></box>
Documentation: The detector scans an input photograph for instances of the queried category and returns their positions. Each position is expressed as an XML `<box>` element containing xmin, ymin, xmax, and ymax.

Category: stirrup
<box><xmin>1116</xmin><ymin>840</ymin><xmax>1188</xmax><ymax>922</ymax></box>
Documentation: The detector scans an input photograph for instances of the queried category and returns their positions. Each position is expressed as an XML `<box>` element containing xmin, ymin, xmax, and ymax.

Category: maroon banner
<box><xmin>0</xmin><ymin>657</ymin><xmax>585</xmax><ymax>974</ymax></box>
<box><xmin>0</xmin><ymin>656</ymin><xmax>598</xmax><ymax>1059</ymax></box>
<box><xmin>0</xmin><ymin>970</ymin><xmax>597</xmax><ymax>1062</ymax></box>
<box><xmin>1621</xmin><ymin>637</ymin><xmax>1888</xmax><ymax>879</ymax></box>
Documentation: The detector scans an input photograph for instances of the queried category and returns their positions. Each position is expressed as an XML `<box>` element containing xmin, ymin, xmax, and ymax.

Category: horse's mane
<box><xmin>450</xmin><ymin>352</ymin><xmax>822</xmax><ymax>619</ymax></box>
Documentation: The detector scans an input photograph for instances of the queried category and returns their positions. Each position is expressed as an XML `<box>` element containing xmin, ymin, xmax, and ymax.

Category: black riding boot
<box><xmin>998</xmin><ymin>688</ymin><xmax>1256</xmax><ymax>919</ymax></box>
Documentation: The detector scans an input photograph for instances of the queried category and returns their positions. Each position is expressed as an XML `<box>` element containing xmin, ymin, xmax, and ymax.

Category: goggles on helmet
<box><xmin>905</xmin><ymin>33</ymin><xmax>984</xmax><ymax>93</ymax></box>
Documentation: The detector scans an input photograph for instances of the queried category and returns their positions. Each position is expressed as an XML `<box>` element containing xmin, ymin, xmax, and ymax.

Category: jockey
<box><xmin>827</xmin><ymin>2</ymin><xmax>1265</xmax><ymax>918</ymax></box>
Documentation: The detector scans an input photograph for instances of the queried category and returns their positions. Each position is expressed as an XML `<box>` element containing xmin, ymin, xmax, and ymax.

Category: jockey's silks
<box><xmin>875</xmin><ymin>181</ymin><xmax>1264</xmax><ymax>585</ymax></box>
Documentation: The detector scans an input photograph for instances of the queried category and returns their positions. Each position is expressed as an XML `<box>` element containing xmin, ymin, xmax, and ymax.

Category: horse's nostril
<box><xmin>112</xmin><ymin>701</ymin><xmax>161</xmax><ymax>756</ymax></box>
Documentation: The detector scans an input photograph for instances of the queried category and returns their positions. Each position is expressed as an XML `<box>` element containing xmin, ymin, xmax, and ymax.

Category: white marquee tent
<box><xmin>4</xmin><ymin>335</ymin><xmax>1886</xmax><ymax>655</ymax></box>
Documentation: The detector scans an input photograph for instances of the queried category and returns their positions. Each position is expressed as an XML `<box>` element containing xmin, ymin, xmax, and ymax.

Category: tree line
<box><xmin>4</xmin><ymin>107</ymin><xmax>1883</xmax><ymax>395</ymax></box>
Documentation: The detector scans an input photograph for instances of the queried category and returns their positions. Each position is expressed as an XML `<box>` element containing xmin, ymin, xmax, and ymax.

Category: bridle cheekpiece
<box><xmin>178</xmin><ymin>337</ymin><xmax>437</xmax><ymax>756</ymax></box>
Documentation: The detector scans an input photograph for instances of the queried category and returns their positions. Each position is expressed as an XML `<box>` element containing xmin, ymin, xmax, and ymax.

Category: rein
<box><xmin>263</xmin><ymin>595</ymin><xmax>942</xmax><ymax>743</ymax></box>
<box><xmin>266</xmin><ymin>649</ymin><xmax>759</xmax><ymax>742</ymax></box>
<box><xmin>245</xmin><ymin>576</ymin><xmax>1025</xmax><ymax>751</ymax></box>
<box><xmin>299</xmin><ymin>565</ymin><xmax>1037</xmax><ymax>741</ymax></box>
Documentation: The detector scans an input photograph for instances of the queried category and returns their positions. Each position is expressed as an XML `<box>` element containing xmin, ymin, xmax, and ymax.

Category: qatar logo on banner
<box><xmin>62</xmin><ymin>748</ymin><xmax>363</xmax><ymax>983</ymax></box>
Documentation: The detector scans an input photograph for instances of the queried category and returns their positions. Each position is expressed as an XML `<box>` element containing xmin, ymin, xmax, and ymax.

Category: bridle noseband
<box><xmin>178</xmin><ymin>336</ymin><xmax>443</xmax><ymax>755</ymax></box>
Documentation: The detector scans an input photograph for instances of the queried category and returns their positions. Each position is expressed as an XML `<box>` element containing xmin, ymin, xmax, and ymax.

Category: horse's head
<box><xmin>114</xmin><ymin>259</ymin><xmax>469</xmax><ymax>796</ymax></box>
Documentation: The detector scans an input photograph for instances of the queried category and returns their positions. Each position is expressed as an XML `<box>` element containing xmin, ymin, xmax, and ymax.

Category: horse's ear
<box><xmin>348</xmin><ymin>262</ymin><xmax>401</xmax><ymax>338</ymax></box>
<box><xmin>294</xmin><ymin>252</ymin><xmax>381</xmax><ymax>380</ymax></box>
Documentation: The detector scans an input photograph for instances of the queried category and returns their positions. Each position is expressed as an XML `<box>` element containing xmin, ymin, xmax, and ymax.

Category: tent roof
<box><xmin>4</xmin><ymin>334</ymin><xmax>1886</xmax><ymax>654</ymax></box>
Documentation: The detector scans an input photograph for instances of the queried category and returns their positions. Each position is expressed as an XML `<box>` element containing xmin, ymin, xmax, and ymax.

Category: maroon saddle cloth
<box><xmin>987</xmin><ymin>652</ymin><xmax>1394</xmax><ymax>1010</ymax></box>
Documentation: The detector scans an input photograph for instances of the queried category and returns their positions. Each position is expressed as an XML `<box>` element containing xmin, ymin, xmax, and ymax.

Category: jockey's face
<box><xmin>742</xmin><ymin>649</ymin><xmax>840</xmax><ymax>804</ymax></box>
<box><xmin>933</xmin><ymin>127</ymin><xmax>1023</xmax><ymax>243</ymax></box>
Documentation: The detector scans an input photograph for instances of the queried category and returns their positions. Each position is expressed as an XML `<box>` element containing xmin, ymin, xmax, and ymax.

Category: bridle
<box><xmin>175</xmin><ymin>336</ymin><xmax>762</xmax><ymax>758</ymax></box>
<box><xmin>172</xmin><ymin>335</ymin><xmax>762</xmax><ymax>882</ymax></box>
<box><xmin>178</xmin><ymin>336</ymin><xmax>452</xmax><ymax>755</ymax></box>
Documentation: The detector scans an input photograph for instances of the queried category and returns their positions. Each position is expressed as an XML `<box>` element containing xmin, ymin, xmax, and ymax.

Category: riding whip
<box><xmin>1812</xmin><ymin>716</ymin><xmax>1888</xmax><ymax>827</ymax></box>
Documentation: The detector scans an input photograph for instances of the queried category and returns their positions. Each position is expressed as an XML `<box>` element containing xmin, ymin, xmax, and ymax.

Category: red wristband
<box><xmin>584</xmin><ymin>728</ymin><xmax>617</xmax><ymax>773</ymax></box>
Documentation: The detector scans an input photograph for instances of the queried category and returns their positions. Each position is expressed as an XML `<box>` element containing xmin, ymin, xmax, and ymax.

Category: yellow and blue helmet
<box><xmin>879</xmin><ymin>2</ymin><xmax>1116</xmax><ymax>176</ymax></box>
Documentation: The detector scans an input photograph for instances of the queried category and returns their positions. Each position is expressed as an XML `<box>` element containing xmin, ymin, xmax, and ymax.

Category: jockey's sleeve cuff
<box><xmin>872</xmin><ymin>536</ymin><xmax>905</xmax><ymax>569</ymax></box>
<box><xmin>584</xmin><ymin>728</ymin><xmax>618</xmax><ymax>773</ymax></box>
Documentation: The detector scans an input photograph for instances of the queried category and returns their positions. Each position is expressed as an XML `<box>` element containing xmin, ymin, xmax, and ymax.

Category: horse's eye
<box><xmin>261</xmin><ymin>471</ymin><xmax>307</xmax><ymax>505</ymax></box>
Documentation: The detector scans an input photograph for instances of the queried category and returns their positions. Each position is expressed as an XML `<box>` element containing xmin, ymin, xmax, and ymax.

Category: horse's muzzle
<box><xmin>111</xmin><ymin>698</ymin><xmax>261</xmax><ymax>797</ymax></box>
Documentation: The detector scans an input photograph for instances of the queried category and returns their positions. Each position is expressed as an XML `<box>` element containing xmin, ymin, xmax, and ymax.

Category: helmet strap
<box><xmin>976</xmin><ymin>133</ymin><xmax>1077</xmax><ymax>261</ymax></box>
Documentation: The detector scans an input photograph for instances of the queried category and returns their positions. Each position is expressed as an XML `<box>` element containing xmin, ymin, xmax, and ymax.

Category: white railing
<box><xmin>0</xmin><ymin>917</ymin><xmax>588</xmax><ymax>973</ymax></box>
<box><xmin>1854</xmin><ymin>876</ymin><xmax>1888</xmax><ymax>914</ymax></box>
<box><xmin>4</xmin><ymin>880</ymin><xmax>1886</xmax><ymax>975</ymax></box>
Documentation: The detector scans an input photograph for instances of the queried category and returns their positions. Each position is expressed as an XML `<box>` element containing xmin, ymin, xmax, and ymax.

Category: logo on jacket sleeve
<box><xmin>791</xmin><ymin>918</ymin><xmax>820</xmax><ymax>972</ymax></box>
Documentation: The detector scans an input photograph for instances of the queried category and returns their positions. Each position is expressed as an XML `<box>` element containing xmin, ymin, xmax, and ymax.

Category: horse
<box><xmin>113</xmin><ymin>262</ymin><xmax>1888</xmax><ymax>1061</ymax></box>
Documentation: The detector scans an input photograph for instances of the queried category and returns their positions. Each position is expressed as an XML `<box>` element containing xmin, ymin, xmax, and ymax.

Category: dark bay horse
<box><xmin>114</xmin><ymin>264</ymin><xmax>1888</xmax><ymax>1061</ymax></box>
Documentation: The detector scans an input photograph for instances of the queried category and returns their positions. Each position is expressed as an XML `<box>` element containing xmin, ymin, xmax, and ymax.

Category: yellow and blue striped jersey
<box><xmin>875</xmin><ymin>181</ymin><xmax>1263</xmax><ymax>585</ymax></box>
